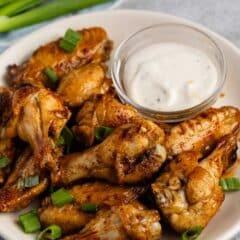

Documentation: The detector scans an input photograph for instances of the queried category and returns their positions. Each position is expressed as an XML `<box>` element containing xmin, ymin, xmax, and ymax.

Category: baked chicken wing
<box><xmin>72</xmin><ymin>93</ymin><xmax>139</xmax><ymax>147</ymax></box>
<box><xmin>55</xmin><ymin>120</ymin><xmax>166</xmax><ymax>185</ymax></box>
<box><xmin>57</xmin><ymin>63</ymin><xmax>111</xmax><ymax>107</ymax></box>
<box><xmin>39</xmin><ymin>182</ymin><xmax>146</xmax><ymax>233</ymax></box>
<box><xmin>166</xmin><ymin>106</ymin><xmax>240</xmax><ymax>156</ymax></box>
<box><xmin>151</xmin><ymin>134</ymin><xmax>238</xmax><ymax>233</ymax></box>
<box><xmin>7</xmin><ymin>27</ymin><xmax>113</xmax><ymax>88</ymax></box>
<box><xmin>62</xmin><ymin>202</ymin><xmax>162</xmax><ymax>240</ymax></box>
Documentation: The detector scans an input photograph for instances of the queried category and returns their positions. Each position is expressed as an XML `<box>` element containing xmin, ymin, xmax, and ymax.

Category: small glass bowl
<box><xmin>110</xmin><ymin>23</ymin><xmax>226</xmax><ymax>122</ymax></box>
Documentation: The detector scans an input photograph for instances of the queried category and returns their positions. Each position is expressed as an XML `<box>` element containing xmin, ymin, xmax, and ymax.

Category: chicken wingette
<box><xmin>0</xmin><ymin>85</ymin><xmax>71</xmax><ymax>171</ymax></box>
<box><xmin>166</xmin><ymin>106</ymin><xmax>240</xmax><ymax>156</ymax></box>
<box><xmin>39</xmin><ymin>182</ymin><xmax>146</xmax><ymax>233</ymax></box>
<box><xmin>72</xmin><ymin>93</ymin><xmax>139</xmax><ymax>147</ymax></box>
<box><xmin>62</xmin><ymin>202</ymin><xmax>162</xmax><ymax>240</ymax></box>
<box><xmin>7</xmin><ymin>27</ymin><xmax>113</xmax><ymax>88</ymax></box>
<box><xmin>54</xmin><ymin>119</ymin><xmax>166</xmax><ymax>185</ymax></box>
<box><xmin>152</xmin><ymin>134</ymin><xmax>238</xmax><ymax>233</ymax></box>
<box><xmin>57</xmin><ymin>64</ymin><xmax>112</xmax><ymax>107</ymax></box>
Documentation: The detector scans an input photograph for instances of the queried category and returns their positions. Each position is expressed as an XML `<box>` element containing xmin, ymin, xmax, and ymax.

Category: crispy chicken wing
<box><xmin>57</xmin><ymin>64</ymin><xmax>111</xmax><ymax>107</ymax></box>
<box><xmin>39</xmin><ymin>182</ymin><xmax>146</xmax><ymax>233</ymax></box>
<box><xmin>166</xmin><ymin>106</ymin><xmax>240</xmax><ymax>156</ymax></box>
<box><xmin>152</xmin><ymin>134</ymin><xmax>238</xmax><ymax>233</ymax></box>
<box><xmin>7</xmin><ymin>27</ymin><xmax>113</xmax><ymax>88</ymax></box>
<box><xmin>62</xmin><ymin>202</ymin><xmax>162</xmax><ymax>240</ymax></box>
<box><xmin>0</xmin><ymin>148</ymin><xmax>48</xmax><ymax>212</ymax></box>
<box><xmin>55</xmin><ymin>120</ymin><xmax>166</xmax><ymax>185</ymax></box>
<box><xmin>72</xmin><ymin>93</ymin><xmax>139</xmax><ymax>147</ymax></box>
<box><xmin>0</xmin><ymin>85</ymin><xmax>71</xmax><ymax>171</ymax></box>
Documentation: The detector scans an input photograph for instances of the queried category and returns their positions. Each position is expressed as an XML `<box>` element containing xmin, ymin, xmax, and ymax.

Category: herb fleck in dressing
<box><xmin>123</xmin><ymin>42</ymin><xmax>218</xmax><ymax>111</ymax></box>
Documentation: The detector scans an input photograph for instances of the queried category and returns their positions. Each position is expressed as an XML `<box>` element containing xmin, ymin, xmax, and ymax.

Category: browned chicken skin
<box><xmin>55</xmin><ymin>119</ymin><xmax>166</xmax><ymax>185</ymax></box>
<box><xmin>62</xmin><ymin>202</ymin><xmax>162</xmax><ymax>240</ymax></box>
<box><xmin>57</xmin><ymin>64</ymin><xmax>112</xmax><ymax>107</ymax></box>
<box><xmin>72</xmin><ymin>93</ymin><xmax>139</xmax><ymax>147</ymax></box>
<box><xmin>0</xmin><ymin>148</ymin><xmax>48</xmax><ymax>212</ymax></box>
<box><xmin>39</xmin><ymin>182</ymin><xmax>146</xmax><ymax>233</ymax></box>
<box><xmin>166</xmin><ymin>106</ymin><xmax>240</xmax><ymax>156</ymax></box>
<box><xmin>152</xmin><ymin>134</ymin><xmax>238</xmax><ymax>233</ymax></box>
<box><xmin>7</xmin><ymin>27</ymin><xmax>113</xmax><ymax>88</ymax></box>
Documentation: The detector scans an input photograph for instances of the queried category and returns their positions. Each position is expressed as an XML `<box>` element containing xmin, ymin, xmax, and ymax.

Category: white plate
<box><xmin>0</xmin><ymin>9</ymin><xmax>239</xmax><ymax>240</ymax></box>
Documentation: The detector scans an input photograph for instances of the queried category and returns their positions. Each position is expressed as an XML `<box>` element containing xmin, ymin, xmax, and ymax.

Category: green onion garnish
<box><xmin>59</xmin><ymin>28</ymin><xmax>82</xmax><ymax>53</ymax></box>
<box><xmin>17</xmin><ymin>175</ymin><xmax>39</xmax><ymax>189</ymax></box>
<box><xmin>56</xmin><ymin>126</ymin><xmax>74</xmax><ymax>153</ymax></box>
<box><xmin>81</xmin><ymin>203</ymin><xmax>98</xmax><ymax>213</ymax></box>
<box><xmin>19</xmin><ymin>209</ymin><xmax>41</xmax><ymax>233</ymax></box>
<box><xmin>181</xmin><ymin>226</ymin><xmax>202</xmax><ymax>240</ymax></box>
<box><xmin>0</xmin><ymin>154</ymin><xmax>10</xmax><ymax>168</ymax></box>
<box><xmin>51</xmin><ymin>188</ymin><xmax>74</xmax><ymax>207</ymax></box>
<box><xmin>95</xmin><ymin>126</ymin><xmax>114</xmax><ymax>142</ymax></box>
<box><xmin>37</xmin><ymin>224</ymin><xmax>62</xmax><ymax>240</ymax></box>
<box><xmin>43</xmin><ymin>67</ymin><xmax>59</xmax><ymax>83</ymax></box>
<box><xmin>220</xmin><ymin>177</ymin><xmax>240</xmax><ymax>191</ymax></box>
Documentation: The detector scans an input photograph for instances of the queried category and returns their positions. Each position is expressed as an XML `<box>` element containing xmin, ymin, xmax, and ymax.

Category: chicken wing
<box><xmin>55</xmin><ymin>120</ymin><xmax>166</xmax><ymax>185</ymax></box>
<box><xmin>62</xmin><ymin>202</ymin><xmax>162</xmax><ymax>240</ymax></box>
<box><xmin>151</xmin><ymin>134</ymin><xmax>238</xmax><ymax>233</ymax></box>
<box><xmin>72</xmin><ymin>93</ymin><xmax>139</xmax><ymax>147</ymax></box>
<box><xmin>166</xmin><ymin>106</ymin><xmax>240</xmax><ymax>156</ymax></box>
<box><xmin>0</xmin><ymin>148</ymin><xmax>48</xmax><ymax>212</ymax></box>
<box><xmin>0</xmin><ymin>85</ymin><xmax>71</xmax><ymax>171</ymax></box>
<box><xmin>7</xmin><ymin>27</ymin><xmax>113</xmax><ymax>88</ymax></box>
<box><xmin>39</xmin><ymin>182</ymin><xmax>146</xmax><ymax>233</ymax></box>
<box><xmin>57</xmin><ymin>63</ymin><xmax>111</xmax><ymax>107</ymax></box>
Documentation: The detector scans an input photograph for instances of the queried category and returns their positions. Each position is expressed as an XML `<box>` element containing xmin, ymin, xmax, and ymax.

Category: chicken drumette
<box><xmin>55</xmin><ymin>119</ymin><xmax>166</xmax><ymax>185</ymax></box>
<box><xmin>7</xmin><ymin>27</ymin><xmax>112</xmax><ymax>88</ymax></box>
<box><xmin>152</xmin><ymin>134</ymin><xmax>238</xmax><ymax>233</ymax></box>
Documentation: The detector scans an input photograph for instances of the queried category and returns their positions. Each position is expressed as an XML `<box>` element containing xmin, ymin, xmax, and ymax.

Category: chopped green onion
<box><xmin>56</xmin><ymin>126</ymin><xmax>74</xmax><ymax>153</ymax></box>
<box><xmin>0</xmin><ymin>154</ymin><xmax>10</xmax><ymax>168</ymax></box>
<box><xmin>51</xmin><ymin>188</ymin><xmax>74</xmax><ymax>207</ymax></box>
<box><xmin>81</xmin><ymin>203</ymin><xmax>98</xmax><ymax>213</ymax></box>
<box><xmin>60</xmin><ymin>28</ymin><xmax>82</xmax><ymax>53</ymax></box>
<box><xmin>17</xmin><ymin>175</ymin><xmax>39</xmax><ymax>189</ymax></box>
<box><xmin>181</xmin><ymin>226</ymin><xmax>202</xmax><ymax>240</ymax></box>
<box><xmin>19</xmin><ymin>209</ymin><xmax>41</xmax><ymax>233</ymax></box>
<box><xmin>0</xmin><ymin>0</ymin><xmax>110</xmax><ymax>32</ymax></box>
<box><xmin>0</xmin><ymin>0</ymin><xmax>44</xmax><ymax>17</ymax></box>
<box><xmin>220</xmin><ymin>177</ymin><xmax>240</xmax><ymax>191</ymax></box>
<box><xmin>95</xmin><ymin>126</ymin><xmax>114</xmax><ymax>142</ymax></box>
<box><xmin>43</xmin><ymin>67</ymin><xmax>59</xmax><ymax>83</ymax></box>
<box><xmin>37</xmin><ymin>224</ymin><xmax>62</xmax><ymax>240</ymax></box>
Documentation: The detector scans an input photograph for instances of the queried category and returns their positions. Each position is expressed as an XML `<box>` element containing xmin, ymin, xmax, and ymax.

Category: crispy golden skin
<box><xmin>72</xmin><ymin>93</ymin><xmax>139</xmax><ymax>147</ymax></box>
<box><xmin>55</xmin><ymin>120</ymin><xmax>166</xmax><ymax>185</ymax></box>
<box><xmin>0</xmin><ymin>148</ymin><xmax>48</xmax><ymax>212</ymax></box>
<box><xmin>62</xmin><ymin>202</ymin><xmax>162</xmax><ymax>240</ymax></box>
<box><xmin>57</xmin><ymin>64</ymin><xmax>112</xmax><ymax>107</ymax></box>
<box><xmin>152</xmin><ymin>134</ymin><xmax>238</xmax><ymax>233</ymax></box>
<box><xmin>0</xmin><ymin>86</ymin><xmax>71</xmax><ymax>171</ymax></box>
<box><xmin>7</xmin><ymin>27</ymin><xmax>113</xmax><ymax>88</ymax></box>
<box><xmin>39</xmin><ymin>182</ymin><xmax>146</xmax><ymax>233</ymax></box>
<box><xmin>166</xmin><ymin>106</ymin><xmax>240</xmax><ymax>156</ymax></box>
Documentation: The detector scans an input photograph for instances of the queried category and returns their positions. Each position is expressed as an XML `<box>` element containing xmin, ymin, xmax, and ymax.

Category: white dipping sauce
<box><xmin>123</xmin><ymin>42</ymin><xmax>218</xmax><ymax>111</ymax></box>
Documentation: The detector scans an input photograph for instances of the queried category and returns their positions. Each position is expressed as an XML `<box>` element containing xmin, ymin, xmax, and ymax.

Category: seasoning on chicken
<box><xmin>72</xmin><ymin>93</ymin><xmax>139</xmax><ymax>147</ymax></box>
<box><xmin>39</xmin><ymin>182</ymin><xmax>146</xmax><ymax>233</ymax></box>
<box><xmin>62</xmin><ymin>202</ymin><xmax>162</xmax><ymax>240</ymax></box>
<box><xmin>7</xmin><ymin>27</ymin><xmax>113</xmax><ymax>88</ymax></box>
<box><xmin>0</xmin><ymin>148</ymin><xmax>48</xmax><ymax>212</ymax></box>
<box><xmin>54</xmin><ymin>120</ymin><xmax>166</xmax><ymax>185</ymax></box>
<box><xmin>152</xmin><ymin>134</ymin><xmax>238</xmax><ymax>233</ymax></box>
<box><xmin>57</xmin><ymin>63</ymin><xmax>112</xmax><ymax>107</ymax></box>
<box><xmin>166</xmin><ymin>106</ymin><xmax>240</xmax><ymax>156</ymax></box>
<box><xmin>0</xmin><ymin>85</ymin><xmax>71</xmax><ymax>171</ymax></box>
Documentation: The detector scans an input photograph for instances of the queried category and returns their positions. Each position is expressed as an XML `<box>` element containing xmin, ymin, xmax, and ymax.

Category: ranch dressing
<box><xmin>123</xmin><ymin>42</ymin><xmax>218</xmax><ymax>111</ymax></box>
